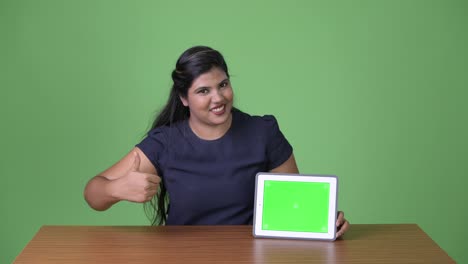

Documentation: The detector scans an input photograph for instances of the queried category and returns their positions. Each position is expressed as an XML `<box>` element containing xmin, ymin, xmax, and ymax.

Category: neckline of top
<box><xmin>184</xmin><ymin>112</ymin><xmax>236</xmax><ymax>143</ymax></box>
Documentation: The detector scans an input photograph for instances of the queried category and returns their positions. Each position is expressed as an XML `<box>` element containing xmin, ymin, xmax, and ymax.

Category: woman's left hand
<box><xmin>336</xmin><ymin>211</ymin><xmax>350</xmax><ymax>239</ymax></box>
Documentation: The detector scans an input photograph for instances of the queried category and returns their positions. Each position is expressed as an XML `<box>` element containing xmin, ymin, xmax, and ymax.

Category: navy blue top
<box><xmin>136</xmin><ymin>110</ymin><xmax>293</xmax><ymax>225</ymax></box>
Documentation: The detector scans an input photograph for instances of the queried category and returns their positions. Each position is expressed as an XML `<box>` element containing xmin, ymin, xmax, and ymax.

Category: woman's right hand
<box><xmin>111</xmin><ymin>152</ymin><xmax>161</xmax><ymax>203</ymax></box>
<box><xmin>84</xmin><ymin>148</ymin><xmax>161</xmax><ymax>211</ymax></box>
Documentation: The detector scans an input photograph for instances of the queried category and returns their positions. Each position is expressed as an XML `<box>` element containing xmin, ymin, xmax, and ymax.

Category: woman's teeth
<box><xmin>211</xmin><ymin>105</ymin><xmax>225</xmax><ymax>113</ymax></box>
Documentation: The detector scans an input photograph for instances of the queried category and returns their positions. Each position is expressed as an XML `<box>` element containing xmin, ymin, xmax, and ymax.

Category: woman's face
<box><xmin>180</xmin><ymin>67</ymin><xmax>234</xmax><ymax>131</ymax></box>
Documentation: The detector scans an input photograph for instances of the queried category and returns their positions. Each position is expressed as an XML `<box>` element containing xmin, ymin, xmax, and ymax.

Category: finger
<box><xmin>132</xmin><ymin>151</ymin><xmax>141</xmax><ymax>172</ymax></box>
<box><xmin>146</xmin><ymin>194</ymin><xmax>155</xmax><ymax>202</ymax></box>
<box><xmin>146</xmin><ymin>189</ymin><xmax>158</xmax><ymax>197</ymax></box>
<box><xmin>144</xmin><ymin>182</ymin><xmax>159</xmax><ymax>192</ymax></box>
<box><xmin>146</xmin><ymin>174</ymin><xmax>161</xmax><ymax>184</ymax></box>
<box><xmin>336</xmin><ymin>211</ymin><xmax>344</xmax><ymax>227</ymax></box>
<box><xmin>336</xmin><ymin>220</ymin><xmax>350</xmax><ymax>238</ymax></box>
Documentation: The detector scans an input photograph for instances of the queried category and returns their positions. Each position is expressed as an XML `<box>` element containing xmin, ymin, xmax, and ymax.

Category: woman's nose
<box><xmin>212</xmin><ymin>89</ymin><xmax>224</xmax><ymax>102</ymax></box>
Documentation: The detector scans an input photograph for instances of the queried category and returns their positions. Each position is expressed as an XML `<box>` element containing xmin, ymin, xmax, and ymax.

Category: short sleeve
<box><xmin>135</xmin><ymin>127</ymin><xmax>167</xmax><ymax>175</ymax></box>
<box><xmin>262</xmin><ymin>115</ymin><xmax>293</xmax><ymax>170</ymax></box>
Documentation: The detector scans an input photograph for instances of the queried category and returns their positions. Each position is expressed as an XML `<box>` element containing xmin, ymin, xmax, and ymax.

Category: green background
<box><xmin>1</xmin><ymin>0</ymin><xmax>467</xmax><ymax>262</ymax></box>
<box><xmin>263</xmin><ymin>181</ymin><xmax>330</xmax><ymax>232</ymax></box>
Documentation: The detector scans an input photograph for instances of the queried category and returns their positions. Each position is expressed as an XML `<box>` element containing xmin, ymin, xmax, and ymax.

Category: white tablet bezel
<box><xmin>253</xmin><ymin>173</ymin><xmax>338</xmax><ymax>241</ymax></box>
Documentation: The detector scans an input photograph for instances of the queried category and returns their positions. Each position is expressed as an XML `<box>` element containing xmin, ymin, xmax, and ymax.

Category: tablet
<box><xmin>253</xmin><ymin>173</ymin><xmax>338</xmax><ymax>241</ymax></box>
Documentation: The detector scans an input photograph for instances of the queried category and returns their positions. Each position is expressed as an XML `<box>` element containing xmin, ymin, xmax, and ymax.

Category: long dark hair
<box><xmin>144</xmin><ymin>46</ymin><xmax>230</xmax><ymax>225</ymax></box>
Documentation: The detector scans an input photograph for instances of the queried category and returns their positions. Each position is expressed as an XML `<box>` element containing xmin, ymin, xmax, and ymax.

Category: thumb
<box><xmin>132</xmin><ymin>151</ymin><xmax>141</xmax><ymax>172</ymax></box>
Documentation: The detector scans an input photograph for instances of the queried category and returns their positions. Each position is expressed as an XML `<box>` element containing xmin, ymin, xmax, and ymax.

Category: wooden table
<box><xmin>14</xmin><ymin>224</ymin><xmax>454</xmax><ymax>263</ymax></box>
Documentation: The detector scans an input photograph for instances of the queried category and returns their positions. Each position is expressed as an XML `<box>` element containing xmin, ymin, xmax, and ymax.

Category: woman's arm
<box><xmin>84</xmin><ymin>147</ymin><xmax>161</xmax><ymax>211</ymax></box>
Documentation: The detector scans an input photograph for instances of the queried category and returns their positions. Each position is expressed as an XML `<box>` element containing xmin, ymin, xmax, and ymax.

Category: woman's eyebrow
<box><xmin>218</xmin><ymin>78</ymin><xmax>229</xmax><ymax>85</ymax></box>
<box><xmin>195</xmin><ymin>79</ymin><xmax>229</xmax><ymax>91</ymax></box>
<box><xmin>195</xmin><ymin>85</ymin><xmax>210</xmax><ymax>91</ymax></box>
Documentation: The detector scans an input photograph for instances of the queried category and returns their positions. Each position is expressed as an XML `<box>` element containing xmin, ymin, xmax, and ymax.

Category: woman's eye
<box><xmin>198</xmin><ymin>88</ymin><xmax>209</xmax><ymax>94</ymax></box>
<box><xmin>220</xmin><ymin>81</ymin><xmax>229</xmax><ymax>88</ymax></box>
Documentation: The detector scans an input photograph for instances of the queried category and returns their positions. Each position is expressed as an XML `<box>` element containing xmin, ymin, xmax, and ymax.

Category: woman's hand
<box><xmin>85</xmin><ymin>148</ymin><xmax>160</xmax><ymax>211</ymax></box>
<box><xmin>110</xmin><ymin>152</ymin><xmax>161</xmax><ymax>203</ymax></box>
<box><xmin>336</xmin><ymin>211</ymin><xmax>350</xmax><ymax>238</ymax></box>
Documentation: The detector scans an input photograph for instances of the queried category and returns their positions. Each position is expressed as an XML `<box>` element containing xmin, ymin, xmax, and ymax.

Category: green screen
<box><xmin>262</xmin><ymin>181</ymin><xmax>330</xmax><ymax>233</ymax></box>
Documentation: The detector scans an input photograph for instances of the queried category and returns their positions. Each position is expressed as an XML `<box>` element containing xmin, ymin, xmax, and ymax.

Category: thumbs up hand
<box><xmin>114</xmin><ymin>151</ymin><xmax>161</xmax><ymax>203</ymax></box>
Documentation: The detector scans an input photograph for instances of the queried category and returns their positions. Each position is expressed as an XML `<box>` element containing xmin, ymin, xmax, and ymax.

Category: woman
<box><xmin>84</xmin><ymin>46</ymin><xmax>349</xmax><ymax>237</ymax></box>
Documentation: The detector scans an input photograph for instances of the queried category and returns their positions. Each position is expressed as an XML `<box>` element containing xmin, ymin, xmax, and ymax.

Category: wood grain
<box><xmin>14</xmin><ymin>224</ymin><xmax>454</xmax><ymax>263</ymax></box>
